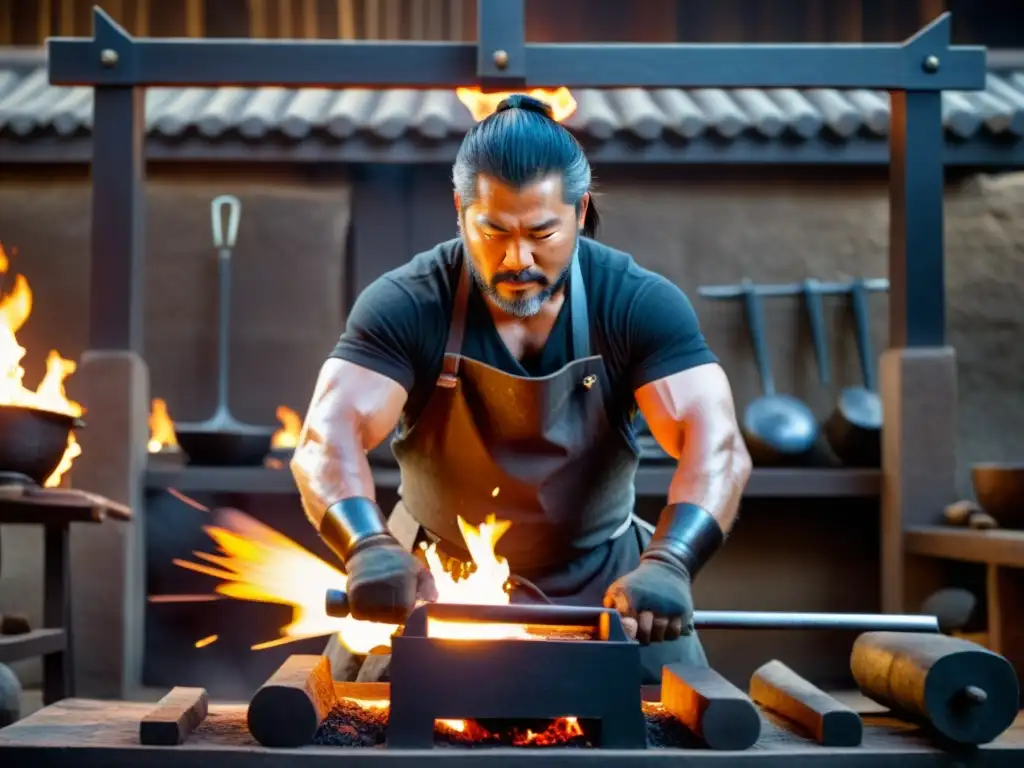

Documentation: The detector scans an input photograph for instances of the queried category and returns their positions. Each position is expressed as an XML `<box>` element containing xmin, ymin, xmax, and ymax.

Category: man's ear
<box><xmin>453</xmin><ymin>191</ymin><xmax>462</xmax><ymax>213</ymax></box>
<box><xmin>578</xmin><ymin>192</ymin><xmax>590</xmax><ymax>229</ymax></box>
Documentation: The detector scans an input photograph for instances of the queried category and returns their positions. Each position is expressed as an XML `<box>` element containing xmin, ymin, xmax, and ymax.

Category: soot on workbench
<box><xmin>313</xmin><ymin>699</ymin><xmax>696</xmax><ymax>748</ymax></box>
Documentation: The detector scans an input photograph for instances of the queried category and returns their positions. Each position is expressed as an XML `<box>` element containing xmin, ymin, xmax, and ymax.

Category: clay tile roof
<box><xmin>1</xmin><ymin>48</ymin><xmax>1023</xmax><ymax>144</ymax></box>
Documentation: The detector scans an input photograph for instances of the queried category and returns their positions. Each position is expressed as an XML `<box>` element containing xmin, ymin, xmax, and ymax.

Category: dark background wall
<box><xmin>1</xmin><ymin>162</ymin><xmax>1021</xmax><ymax>691</ymax></box>
<box><xmin>0</xmin><ymin>164</ymin><xmax>351</xmax><ymax>424</ymax></box>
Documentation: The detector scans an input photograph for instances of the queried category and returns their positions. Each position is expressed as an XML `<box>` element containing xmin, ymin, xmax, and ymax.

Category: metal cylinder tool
<box><xmin>851</xmin><ymin>631</ymin><xmax>1020</xmax><ymax>745</ymax></box>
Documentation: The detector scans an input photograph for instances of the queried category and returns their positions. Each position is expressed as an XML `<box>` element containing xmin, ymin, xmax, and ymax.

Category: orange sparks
<box><xmin>194</xmin><ymin>634</ymin><xmax>218</xmax><ymax>648</ymax></box>
<box><xmin>167</xmin><ymin>488</ymin><xmax>211</xmax><ymax>512</ymax></box>
<box><xmin>173</xmin><ymin>508</ymin><xmax>530</xmax><ymax>655</ymax></box>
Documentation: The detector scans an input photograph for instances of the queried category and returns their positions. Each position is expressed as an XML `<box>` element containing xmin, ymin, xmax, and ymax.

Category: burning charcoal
<box><xmin>643</xmin><ymin>702</ymin><xmax>700</xmax><ymax>749</ymax></box>
<box><xmin>313</xmin><ymin>695</ymin><xmax>704</xmax><ymax>749</ymax></box>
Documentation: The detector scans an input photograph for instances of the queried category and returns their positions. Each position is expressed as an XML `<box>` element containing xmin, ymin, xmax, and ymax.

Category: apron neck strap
<box><xmin>439</xmin><ymin>246</ymin><xmax>591</xmax><ymax>385</ymax></box>
<box><xmin>569</xmin><ymin>250</ymin><xmax>590</xmax><ymax>358</ymax></box>
<box><xmin>438</xmin><ymin>258</ymin><xmax>472</xmax><ymax>386</ymax></box>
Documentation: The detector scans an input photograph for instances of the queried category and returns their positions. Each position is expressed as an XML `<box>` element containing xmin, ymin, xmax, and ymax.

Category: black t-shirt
<box><xmin>330</xmin><ymin>237</ymin><xmax>718</xmax><ymax>437</ymax></box>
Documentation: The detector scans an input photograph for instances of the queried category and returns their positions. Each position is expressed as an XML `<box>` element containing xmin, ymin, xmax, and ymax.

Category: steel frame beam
<box><xmin>46</xmin><ymin>1</ymin><xmax>985</xmax><ymax>352</ymax></box>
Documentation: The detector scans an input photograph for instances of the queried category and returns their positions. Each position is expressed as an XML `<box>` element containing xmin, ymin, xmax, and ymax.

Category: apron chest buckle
<box><xmin>582</xmin><ymin>374</ymin><xmax>597</xmax><ymax>391</ymax></box>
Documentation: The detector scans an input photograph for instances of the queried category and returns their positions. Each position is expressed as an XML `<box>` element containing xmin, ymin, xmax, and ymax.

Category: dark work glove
<box><xmin>603</xmin><ymin>557</ymin><xmax>694</xmax><ymax>645</ymax></box>
<box><xmin>344</xmin><ymin>536</ymin><xmax>438</xmax><ymax>624</ymax></box>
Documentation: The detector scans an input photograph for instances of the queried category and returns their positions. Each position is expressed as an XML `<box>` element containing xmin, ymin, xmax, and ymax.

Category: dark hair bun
<box><xmin>495</xmin><ymin>94</ymin><xmax>554</xmax><ymax>119</ymax></box>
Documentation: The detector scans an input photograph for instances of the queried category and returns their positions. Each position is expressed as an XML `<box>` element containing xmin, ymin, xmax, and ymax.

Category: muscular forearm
<box><xmin>667</xmin><ymin>424</ymin><xmax>751</xmax><ymax>535</ymax></box>
<box><xmin>290</xmin><ymin>359</ymin><xmax>406</xmax><ymax>530</ymax></box>
<box><xmin>291</xmin><ymin>407</ymin><xmax>376</xmax><ymax>529</ymax></box>
<box><xmin>636</xmin><ymin>364</ymin><xmax>751</xmax><ymax>579</ymax></box>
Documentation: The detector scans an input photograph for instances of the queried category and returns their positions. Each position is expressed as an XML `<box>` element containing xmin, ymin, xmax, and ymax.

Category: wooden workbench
<box><xmin>0</xmin><ymin>484</ymin><xmax>132</xmax><ymax>704</ymax></box>
<box><xmin>0</xmin><ymin>698</ymin><xmax>1021</xmax><ymax>767</ymax></box>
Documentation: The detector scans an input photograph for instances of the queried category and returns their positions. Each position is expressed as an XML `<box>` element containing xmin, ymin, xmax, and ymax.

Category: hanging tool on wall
<box><xmin>824</xmin><ymin>278</ymin><xmax>888</xmax><ymax>467</ymax></box>
<box><xmin>699</xmin><ymin>279</ymin><xmax>819</xmax><ymax>467</ymax></box>
<box><xmin>175</xmin><ymin>195</ymin><xmax>276</xmax><ymax>467</ymax></box>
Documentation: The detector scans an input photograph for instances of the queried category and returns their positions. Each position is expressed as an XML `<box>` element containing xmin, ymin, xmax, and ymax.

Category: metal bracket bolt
<box><xmin>100</xmin><ymin>49</ymin><xmax>119</xmax><ymax>67</ymax></box>
<box><xmin>922</xmin><ymin>55</ymin><xmax>940</xmax><ymax>73</ymax></box>
<box><xmin>492</xmin><ymin>49</ymin><xmax>509</xmax><ymax>70</ymax></box>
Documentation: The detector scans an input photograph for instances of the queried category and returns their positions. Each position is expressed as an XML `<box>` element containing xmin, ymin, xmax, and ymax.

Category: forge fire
<box><xmin>314</xmin><ymin>697</ymin><xmax>690</xmax><ymax>749</ymax></box>
<box><xmin>163</xmin><ymin>503</ymin><xmax>559</xmax><ymax>653</ymax></box>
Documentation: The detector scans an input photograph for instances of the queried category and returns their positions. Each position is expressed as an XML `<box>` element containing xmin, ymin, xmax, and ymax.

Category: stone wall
<box><xmin>592</xmin><ymin>166</ymin><xmax>1024</xmax><ymax>485</ymax></box>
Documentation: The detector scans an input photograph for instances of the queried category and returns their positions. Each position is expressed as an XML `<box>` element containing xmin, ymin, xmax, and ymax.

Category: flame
<box><xmin>456</xmin><ymin>87</ymin><xmax>577</xmax><ymax>122</ymax></box>
<box><xmin>0</xmin><ymin>243</ymin><xmax>83</xmax><ymax>487</ymax></box>
<box><xmin>194</xmin><ymin>634</ymin><xmax>218</xmax><ymax>648</ymax></box>
<box><xmin>172</xmin><ymin>506</ymin><xmax>532</xmax><ymax>655</ymax></box>
<box><xmin>340</xmin><ymin>696</ymin><xmax>583</xmax><ymax>744</ymax></box>
<box><xmin>169</xmin><ymin>502</ymin><xmax>590</xmax><ymax>742</ymax></box>
<box><xmin>435</xmin><ymin>714</ymin><xmax>583</xmax><ymax>744</ymax></box>
<box><xmin>271</xmin><ymin>405</ymin><xmax>302</xmax><ymax>450</ymax></box>
<box><xmin>148</xmin><ymin>398</ymin><xmax>179</xmax><ymax>453</ymax></box>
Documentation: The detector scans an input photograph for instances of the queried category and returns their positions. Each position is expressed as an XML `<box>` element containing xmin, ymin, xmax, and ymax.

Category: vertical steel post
<box><xmin>476</xmin><ymin>0</ymin><xmax>526</xmax><ymax>88</ymax></box>
<box><xmin>89</xmin><ymin>85</ymin><xmax>146</xmax><ymax>352</ymax></box>
<box><xmin>888</xmin><ymin>90</ymin><xmax>946</xmax><ymax>348</ymax></box>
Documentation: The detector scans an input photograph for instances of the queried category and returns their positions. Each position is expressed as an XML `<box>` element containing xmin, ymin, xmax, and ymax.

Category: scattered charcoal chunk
<box><xmin>643</xmin><ymin>702</ymin><xmax>700</xmax><ymax>748</ymax></box>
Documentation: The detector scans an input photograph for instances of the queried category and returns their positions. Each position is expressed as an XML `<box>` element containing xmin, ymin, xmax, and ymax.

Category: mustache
<box><xmin>491</xmin><ymin>270</ymin><xmax>548</xmax><ymax>286</ymax></box>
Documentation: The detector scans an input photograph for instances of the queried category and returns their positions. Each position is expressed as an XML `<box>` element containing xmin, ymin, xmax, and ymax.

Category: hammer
<box><xmin>323</xmin><ymin>588</ymin><xmax>940</xmax><ymax>633</ymax></box>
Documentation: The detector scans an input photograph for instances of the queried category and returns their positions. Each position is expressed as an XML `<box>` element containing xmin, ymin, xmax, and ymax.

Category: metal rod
<box><xmin>693</xmin><ymin>610</ymin><xmax>939</xmax><ymax>633</ymax></box>
<box><xmin>325</xmin><ymin>590</ymin><xmax>940</xmax><ymax>633</ymax></box>
<box><xmin>699</xmin><ymin>278</ymin><xmax>890</xmax><ymax>300</ymax></box>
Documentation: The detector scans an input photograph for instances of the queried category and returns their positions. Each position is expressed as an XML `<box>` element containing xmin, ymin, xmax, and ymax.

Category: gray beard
<box><xmin>464</xmin><ymin>239</ymin><xmax>578</xmax><ymax>319</ymax></box>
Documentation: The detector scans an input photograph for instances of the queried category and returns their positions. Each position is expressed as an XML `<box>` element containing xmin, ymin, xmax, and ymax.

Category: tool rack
<box><xmin>47</xmin><ymin>0</ymin><xmax>989</xmax><ymax>693</ymax></box>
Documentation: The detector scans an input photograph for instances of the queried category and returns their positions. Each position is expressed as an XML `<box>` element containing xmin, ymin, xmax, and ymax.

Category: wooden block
<box><xmin>247</xmin><ymin>654</ymin><xmax>336</xmax><ymax>748</ymax></box>
<box><xmin>750</xmin><ymin>660</ymin><xmax>863</xmax><ymax>746</ymax></box>
<box><xmin>662</xmin><ymin>663</ymin><xmax>761</xmax><ymax>750</ymax></box>
<box><xmin>139</xmin><ymin>686</ymin><xmax>208</xmax><ymax>746</ymax></box>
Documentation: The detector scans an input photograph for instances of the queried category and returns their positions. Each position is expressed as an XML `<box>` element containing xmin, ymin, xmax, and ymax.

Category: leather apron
<box><xmin>329</xmin><ymin>247</ymin><xmax>708</xmax><ymax>685</ymax></box>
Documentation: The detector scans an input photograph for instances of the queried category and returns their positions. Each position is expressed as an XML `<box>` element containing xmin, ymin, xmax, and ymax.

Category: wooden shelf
<box><xmin>0</xmin><ymin>628</ymin><xmax>66</xmax><ymax>664</ymax></box>
<box><xmin>904</xmin><ymin>526</ymin><xmax>1024</xmax><ymax>568</ymax></box>
<box><xmin>145</xmin><ymin>465</ymin><xmax>881</xmax><ymax>499</ymax></box>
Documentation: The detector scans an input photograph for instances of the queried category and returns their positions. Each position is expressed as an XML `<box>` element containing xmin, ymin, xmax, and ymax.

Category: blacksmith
<box><xmin>292</xmin><ymin>95</ymin><xmax>752</xmax><ymax>683</ymax></box>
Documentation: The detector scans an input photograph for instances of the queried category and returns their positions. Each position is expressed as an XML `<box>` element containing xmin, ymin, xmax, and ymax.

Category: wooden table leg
<box><xmin>986</xmin><ymin>564</ymin><xmax>1024</xmax><ymax>706</ymax></box>
<box><xmin>43</xmin><ymin>522</ymin><xmax>73</xmax><ymax>705</ymax></box>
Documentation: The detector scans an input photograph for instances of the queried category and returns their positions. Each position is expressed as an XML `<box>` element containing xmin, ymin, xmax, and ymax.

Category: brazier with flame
<box><xmin>0</xmin><ymin>244</ymin><xmax>84</xmax><ymax>488</ymax></box>
<box><xmin>0</xmin><ymin>405</ymin><xmax>83</xmax><ymax>488</ymax></box>
<box><xmin>386</xmin><ymin>602</ymin><xmax>647</xmax><ymax>749</ymax></box>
